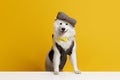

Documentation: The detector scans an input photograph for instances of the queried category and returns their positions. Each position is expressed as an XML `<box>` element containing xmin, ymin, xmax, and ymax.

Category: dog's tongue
<box><xmin>61</xmin><ymin>31</ymin><xmax>65</xmax><ymax>33</ymax></box>
<box><xmin>60</xmin><ymin>31</ymin><xmax>66</xmax><ymax>35</ymax></box>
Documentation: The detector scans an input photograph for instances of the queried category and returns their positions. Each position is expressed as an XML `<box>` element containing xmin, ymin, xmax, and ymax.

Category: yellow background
<box><xmin>0</xmin><ymin>0</ymin><xmax>120</xmax><ymax>71</ymax></box>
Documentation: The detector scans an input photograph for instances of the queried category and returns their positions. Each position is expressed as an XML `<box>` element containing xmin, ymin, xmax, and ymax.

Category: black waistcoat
<box><xmin>49</xmin><ymin>41</ymin><xmax>74</xmax><ymax>71</ymax></box>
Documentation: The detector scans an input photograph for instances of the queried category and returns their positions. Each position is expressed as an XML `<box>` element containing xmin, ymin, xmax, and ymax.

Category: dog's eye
<box><xmin>60</xmin><ymin>23</ymin><xmax>62</xmax><ymax>25</ymax></box>
<box><xmin>66</xmin><ymin>23</ymin><xmax>68</xmax><ymax>25</ymax></box>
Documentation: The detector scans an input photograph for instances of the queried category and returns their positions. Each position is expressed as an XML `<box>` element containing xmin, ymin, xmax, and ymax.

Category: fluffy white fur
<box><xmin>46</xmin><ymin>19</ymin><xmax>80</xmax><ymax>75</ymax></box>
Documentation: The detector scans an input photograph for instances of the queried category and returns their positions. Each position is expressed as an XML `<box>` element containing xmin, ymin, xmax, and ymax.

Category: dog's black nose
<box><xmin>61</xmin><ymin>28</ymin><xmax>65</xmax><ymax>31</ymax></box>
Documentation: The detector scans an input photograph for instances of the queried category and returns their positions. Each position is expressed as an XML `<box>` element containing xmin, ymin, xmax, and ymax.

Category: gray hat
<box><xmin>56</xmin><ymin>12</ymin><xmax>77</xmax><ymax>27</ymax></box>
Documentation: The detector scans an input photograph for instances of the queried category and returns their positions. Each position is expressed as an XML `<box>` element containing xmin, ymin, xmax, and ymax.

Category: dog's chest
<box><xmin>57</xmin><ymin>40</ymin><xmax>73</xmax><ymax>51</ymax></box>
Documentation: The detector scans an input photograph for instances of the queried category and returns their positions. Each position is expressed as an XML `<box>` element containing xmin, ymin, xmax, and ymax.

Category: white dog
<box><xmin>45</xmin><ymin>12</ymin><xmax>80</xmax><ymax>75</ymax></box>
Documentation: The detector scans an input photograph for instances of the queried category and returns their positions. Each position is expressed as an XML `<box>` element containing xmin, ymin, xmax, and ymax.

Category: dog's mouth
<box><xmin>60</xmin><ymin>29</ymin><xmax>68</xmax><ymax>34</ymax></box>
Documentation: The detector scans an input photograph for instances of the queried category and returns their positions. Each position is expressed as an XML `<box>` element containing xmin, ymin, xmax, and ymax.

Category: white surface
<box><xmin>0</xmin><ymin>72</ymin><xmax>120</xmax><ymax>80</ymax></box>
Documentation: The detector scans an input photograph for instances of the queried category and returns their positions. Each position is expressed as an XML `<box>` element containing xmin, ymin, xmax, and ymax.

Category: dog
<box><xmin>45</xmin><ymin>12</ymin><xmax>80</xmax><ymax>75</ymax></box>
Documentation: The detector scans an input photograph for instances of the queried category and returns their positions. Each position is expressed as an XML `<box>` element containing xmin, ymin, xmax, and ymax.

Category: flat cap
<box><xmin>56</xmin><ymin>12</ymin><xmax>76</xmax><ymax>27</ymax></box>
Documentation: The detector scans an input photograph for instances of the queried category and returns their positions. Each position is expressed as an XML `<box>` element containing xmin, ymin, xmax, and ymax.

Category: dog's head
<box><xmin>54</xmin><ymin>12</ymin><xmax>76</xmax><ymax>37</ymax></box>
<box><xmin>54</xmin><ymin>19</ymin><xmax>75</xmax><ymax>37</ymax></box>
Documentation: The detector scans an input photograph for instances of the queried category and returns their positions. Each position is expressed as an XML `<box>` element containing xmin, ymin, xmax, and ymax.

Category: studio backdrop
<box><xmin>0</xmin><ymin>0</ymin><xmax>120</xmax><ymax>71</ymax></box>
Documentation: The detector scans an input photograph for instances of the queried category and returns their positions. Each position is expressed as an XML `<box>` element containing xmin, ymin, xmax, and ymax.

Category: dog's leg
<box><xmin>53</xmin><ymin>46</ymin><xmax>60</xmax><ymax>75</ymax></box>
<box><xmin>69</xmin><ymin>43</ymin><xmax>81</xmax><ymax>74</ymax></box>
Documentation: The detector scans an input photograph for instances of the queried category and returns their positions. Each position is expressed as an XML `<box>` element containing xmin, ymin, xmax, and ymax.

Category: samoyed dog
<box><xmin>45</xmin><ymin>12</ymin><xmax>80</xmax><ymax>75</ymax></box>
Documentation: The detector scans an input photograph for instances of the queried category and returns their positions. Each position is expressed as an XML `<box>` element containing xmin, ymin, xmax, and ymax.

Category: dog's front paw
<box><xmin>54</xmin><ymin>71</ymin><xmax>59</xmax><ymax>75</ymax></box>
<box><xmin>74</xmin><ymin>70</ymin><xmax>81</xmax><ymax>74</ymax></box>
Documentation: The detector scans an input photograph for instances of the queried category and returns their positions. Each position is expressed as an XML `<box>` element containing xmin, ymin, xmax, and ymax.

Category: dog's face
<box><xmin>54</xmin><ymin>19</ymin><xmax>75</xmax><ymax>37</ymax></box>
